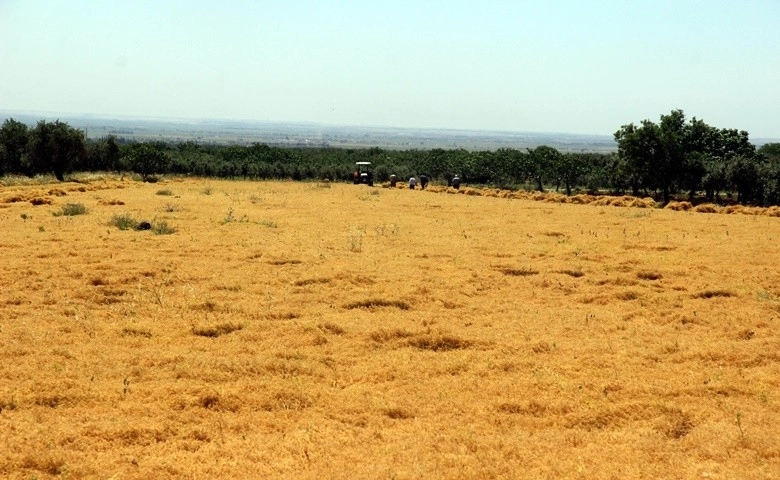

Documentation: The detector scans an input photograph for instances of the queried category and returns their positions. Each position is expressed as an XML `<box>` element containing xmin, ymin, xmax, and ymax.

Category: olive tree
<box><xmin>0</xmin><ymin>118</ymin><xmax>31</xmax><ymax>176</ymax></box>
<box><xmin>27</xmin><ymin>120</ymin><xmax>85</xmax><ymax>181</ymax></box>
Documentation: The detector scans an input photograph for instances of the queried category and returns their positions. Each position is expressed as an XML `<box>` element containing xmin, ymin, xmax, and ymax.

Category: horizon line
<box><xmin>0</xmin><ymin>109</ymin><xmax>618</xmax><ymax>139</ymax></box>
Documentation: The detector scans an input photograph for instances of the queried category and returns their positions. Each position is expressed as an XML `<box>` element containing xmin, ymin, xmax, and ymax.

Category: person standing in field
<box><xmin>389</xmin><ymin>174</ymin><xmax>398</xmax><ymax>187</ymax></box>
<box><xmin>452</xmin><ymin>175</ymin><xmax>461</xmax><ymax>189</ymax></box>
<box><xmin>409</xmin><ymin>176</ymin><xmax>416</xmax><ymax>189</ymax></box>
<box><xmin>420</xmin><ymin>174</ymin><xmax>429</xmax><ymax>190</ymax></box>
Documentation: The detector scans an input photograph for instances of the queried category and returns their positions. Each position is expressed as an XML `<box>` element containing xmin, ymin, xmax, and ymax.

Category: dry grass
<box><xmin>1</xmin><ymin>177</ymin><xmax>779</xmax><ymax>479</ymax></box>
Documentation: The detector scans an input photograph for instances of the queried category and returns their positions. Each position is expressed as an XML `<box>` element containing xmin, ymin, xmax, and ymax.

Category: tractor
<box><xmin>353</xmin><ymin>161</ymin><xmax>373</xmax><ymax>186</ymax></box>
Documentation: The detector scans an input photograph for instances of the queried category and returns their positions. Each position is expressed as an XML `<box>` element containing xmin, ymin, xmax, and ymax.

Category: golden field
<box><xmin>1</xmin><ymin>176</ymin><xmax>779</xmax><ymax>479</ymax></box>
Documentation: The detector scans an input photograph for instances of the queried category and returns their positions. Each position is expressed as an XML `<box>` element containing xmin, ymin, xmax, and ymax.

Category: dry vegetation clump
<box><xmin>29</xmin><ymin>196</ymin><xmax>53</xmax><ymax>205</ymax></box>
<box><xmin>121</xmin><ymin>326</ymin><xmax>152</xmax><ymax>338</ymax></box>
<box><xmin>429</xmin><ymin>183</ymin><xmax>780</xmax><ymax>217</ymax></box>
<box><xmin>497</xmin><ymin>265</ymin><xmax>539</xmax><ymax>276</ymax></box>
<box><xmin>636</xmin><ymin>270</ymin><xmax>663</xmax><ymax>280</ymax></box>
<box><xmin>568</xmin><ymin>193</ymin><xmax>597</xmax><ymax>204</ymax></box>
<box><xmin>1</xmin><ymin>192</ymin><xmax>31</xmax><ymax>203</ymax></box>
<box><xmin>97</xmin><ymin>198</ymin><xmax>125</xmax><ymax>206</ymax></box>
<box><xmin>591</xmin><ymin>195</ymin><xmax>632</xmax><ymax>207</ymax></box>
<box><xmin>510</xmin><ymin>190</ymin><xmax>532</xmax><ymax>200</ymax></box>
<box><xmin>345</xmin><ymin>298</ymin><xmax>411</xmax><ymax>310</ymax></box>
<box><xmin>293</xmin><ymin>277</ymin><xmax>331</xmax><ymax>287</ymax></box>
<box><xmin>723</xmin><ymin>204</ymin><xmax>745</xmax><ymax>214</ymax></box>
<box><xmin>764</xmin><ymin>206</ymin><xmax>780</xmax><ymax>217</ymax></box>
<box><xmin>630</xmin><ymin>197</ymin><xmax>658</xmax><ymax>208</ymax></box>
<box><xmin>192</xmin><ymin>322</ymin><xmax>244</xmax><ymax>337</ymax></box>
<box><xmin>544</xmin><ymin>193</ymin><xmax>568</xmax><ymax>203</ymax></box>
<box><xmin>557</xmin><ymin>268</ymin><xmax>584</xmax><ymax>278</ymax></box>
<box><xmin>693</xmin><ymin>288</ymin><xmax>736</xmax><ymax>299</ymax></box>
<box><xmin>496</xmin><ymin>189</ymin><xmax>514</xmax><ymax>199</ymax></box>
<box><xmin>317</xmin><ymin>322</ymin><xmax>346</xmax><ymax>335</ymax></box>
<box><xmin>1</xmin><ymin>177</ymin><xmax>778</xmax><ymax>478</ymax></box>
<box><xmin>693</xmin><ymin>203</ymin><xmax>720</xmax><ymax>213</ymax></box>
<box><xmin>383</xmin><ymin>407</ymin><xmax>416</xmax><ymax>419</ymax></box>
<box><xmin>664</xmin><ymin>201</ymin><xmax>693</xmax><ymax>211</ymax></box>
<box><xmin>369</xmin><ymin>328</ymin><xmax>416</xmax><ymax>343</ymax></box>
<box><xmin>407</xmin><ymin>333</ymin><xmax>473</xmax><ymax>351</ymax></box>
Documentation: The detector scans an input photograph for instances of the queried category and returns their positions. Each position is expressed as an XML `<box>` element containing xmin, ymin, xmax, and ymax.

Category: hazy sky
<box><xmin>1</xmin><ymin>1</ymin><xmax>779</xmax><ymax>137</ymax></box>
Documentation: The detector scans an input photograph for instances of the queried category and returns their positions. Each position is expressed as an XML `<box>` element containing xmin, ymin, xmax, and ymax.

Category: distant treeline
<box><xmin>2</xmin><ymin>112</ymin><xmax>780</xmax><ymax>206</ymax></box>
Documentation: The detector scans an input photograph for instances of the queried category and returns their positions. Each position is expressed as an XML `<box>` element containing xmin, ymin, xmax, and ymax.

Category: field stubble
<box><xmin>1</xmin><ymin>177</ymin><xmax>779</xmax><ymax>479</ymax></box>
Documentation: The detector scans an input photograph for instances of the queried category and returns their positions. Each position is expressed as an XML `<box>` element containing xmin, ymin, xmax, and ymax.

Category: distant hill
<box><xmin>1</xmin><ymin>110</ymin><xmax>732</xmax><ymax>153</ymax></box>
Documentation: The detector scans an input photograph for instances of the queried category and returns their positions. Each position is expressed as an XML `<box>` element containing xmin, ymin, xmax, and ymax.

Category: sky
<box><xmin>1</xmin><ymin>0</ymin><xmax>779</xmax><ymax>138</ymax></box>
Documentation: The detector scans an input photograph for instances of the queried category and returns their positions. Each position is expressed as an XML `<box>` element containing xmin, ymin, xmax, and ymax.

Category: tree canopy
<box><xmin>0</xmin><ymin>118</ymin><xmax>30</xmax><ymax>176</ymax></box>
<box><xmin>27</xmin><ymin>120</ymin><xmax>86</xmax><ymax>181</ymax></box>
<box><xmin>615</xmin><ymin>110</ymin><xmax>758</xmax><ymax>203</ymax></box>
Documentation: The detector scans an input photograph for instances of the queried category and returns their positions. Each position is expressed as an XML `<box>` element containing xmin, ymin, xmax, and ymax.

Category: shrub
<box><xmin>109</xmin><ymin>213</ymin><xmax>139</xmax><ymax>231</ymax></box>
<box><xmin>54</xmin><ymin>203</ymin><xmax>87</xmax><ymax>216</ymax></box>
<box><xmin>151</xmin><ymin>220</ymin><xmax>176</xmax><ymax>235</ymax></box>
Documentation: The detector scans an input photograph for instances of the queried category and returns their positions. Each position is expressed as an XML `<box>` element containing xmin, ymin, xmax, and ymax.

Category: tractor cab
<box><xmin>353</xmin><ymin>161</ymin><xmax>373</xmax><ymax>186</ymax></box>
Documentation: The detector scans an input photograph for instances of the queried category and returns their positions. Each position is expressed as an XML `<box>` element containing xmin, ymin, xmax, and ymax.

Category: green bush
<box><xmin>54</xmin><ymin>203</ymin><xmax>87</xmax><ymax>216</ymax></box>
<box><xmin>151</xmin><ymin>220</ymin><xmax>176</xmax><ymax>235</ymax></box>
<box><xmin>108</xmin><ymin>213</ymin><xmax>139</xmax><ymax>230</ymax></box>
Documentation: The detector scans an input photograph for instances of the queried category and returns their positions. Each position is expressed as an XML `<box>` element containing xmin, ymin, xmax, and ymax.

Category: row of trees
<box><xmin>614</xmin><ymin>109</ymin><xmax>779</xmax><ymax>204</ymax></box>
<box><xmin>2</xmin><ymin>113</ymin><xmax>779</xmax><ymax>205</ymax></box>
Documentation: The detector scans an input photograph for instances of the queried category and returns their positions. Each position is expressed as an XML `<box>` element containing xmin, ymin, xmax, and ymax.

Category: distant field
<box><xmin>0</xmin><ymin>112</ymin><xmax>620</xmax><ymax>151</ymax></box>
<box><xmin>1</xmin><ymin>177</ymin><xmax>778</xmax><ymax>479</ymax></box>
